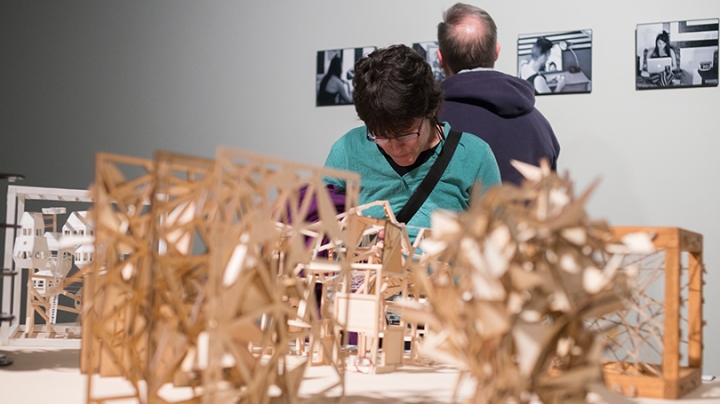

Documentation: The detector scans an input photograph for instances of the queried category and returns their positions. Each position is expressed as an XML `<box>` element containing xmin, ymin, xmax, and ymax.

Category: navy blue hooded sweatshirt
<box><xmin>439</xmin><ymin>70</ymin><xmax>560</xmax><ymax>186</ymax></box>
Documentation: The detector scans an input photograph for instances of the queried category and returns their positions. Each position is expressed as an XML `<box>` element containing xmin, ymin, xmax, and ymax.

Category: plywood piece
<box><xmin>335</xmin><ymin>293</ymin><xmax>379</xmax><ymax>336</ymax></box>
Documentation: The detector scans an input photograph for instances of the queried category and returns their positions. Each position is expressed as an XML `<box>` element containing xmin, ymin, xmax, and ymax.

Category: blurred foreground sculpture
<box><xmin>401</xmin><ymin>160</ymin><xmax>653</xmax><ymax>404</ymax></box>
<box><xmin>81</xmin><ymin>149</ymin><xmax>360</xmax><ymax>404</ymax></box>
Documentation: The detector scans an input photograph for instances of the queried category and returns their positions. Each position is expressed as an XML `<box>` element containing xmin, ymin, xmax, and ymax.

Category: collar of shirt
<box><xmin>457</xmin><ymin>67</ymin><xmax>496</xmax><ymax>74</ymax></box>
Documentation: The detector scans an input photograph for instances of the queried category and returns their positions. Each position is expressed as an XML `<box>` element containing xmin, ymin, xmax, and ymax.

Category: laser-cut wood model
<box><xmin>589</xmin><ymin>226</ymin><xmax>704</xmax><ymax>399</ymax></box>
<box><xmin>199</xmin><ymin>147</ymin><xmax>359</xmax><ymax>403</ymax></box>
<box><xmin>323</xmin><ymin>201</ymin><xmax>414</xmax><ymax>374</ymax></box>
<box><xmin>399</xmin><ymin>160</ymin><xmax>653</xmax><ymax>404</ymax></box>
<box><xmin>81</xmin><ymin>153</ymin><xmax>155</xmax><ymax>393</ymax></box>
<box><xmin>81</xmin><ymin>149</ymin><xmax>360</xmax><ymax>404</ymax></box>
<box><xmin>296</xmin><ymin>199</ymin><xmax>437</xmax><ymax>374</ymax></box>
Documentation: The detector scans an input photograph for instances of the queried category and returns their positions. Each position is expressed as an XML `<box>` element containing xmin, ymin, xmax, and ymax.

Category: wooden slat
<box><xmin>687</xmin><ymin>251</ymin><xmax>703</xmax><ymax>368</ymax></box>
<box><xmin>662</xmin><ymin>246</ymin><xmax>680</xmax><ymax>382</ymax></box>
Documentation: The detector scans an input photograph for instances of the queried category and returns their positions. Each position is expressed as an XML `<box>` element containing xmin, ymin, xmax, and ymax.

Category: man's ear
<box><xmin>495</xmin><ymin>43</ymin><xmax>501</xmax><ymax>61</ymax></box>
<box><xmin>438</xmin><ymin>49</ymin><xmax>452</xmax><ymax>77</ymax></box>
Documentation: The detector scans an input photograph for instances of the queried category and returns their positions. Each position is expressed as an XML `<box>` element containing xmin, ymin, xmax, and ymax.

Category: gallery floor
<box><xmin>1</xmin><ymin>346</ymin><xmax>720</xmax><ymax>403</ymax></box>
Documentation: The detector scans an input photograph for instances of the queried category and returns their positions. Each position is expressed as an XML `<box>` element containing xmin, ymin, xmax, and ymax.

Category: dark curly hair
<box><xmin>531</xmin><ymin>37</ymin><xmax>553</xmax><ymax>60</ymax></box>
<box><xmin>352</xmin><ymin>44</ymin><xmax>443</xmax><ymax>137</ymax></box>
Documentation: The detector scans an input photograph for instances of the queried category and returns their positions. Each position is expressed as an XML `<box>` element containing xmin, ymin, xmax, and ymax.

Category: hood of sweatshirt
<box><xmin>440</xmin><ymin>70</ymin><xmax>537</xmax><ymax>119</ymax></box>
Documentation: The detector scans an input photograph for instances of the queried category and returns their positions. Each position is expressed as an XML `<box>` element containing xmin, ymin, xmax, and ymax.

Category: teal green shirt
<box><xmin>324</xmin><ymin>122</ymin><xmax>500</xmax><ymax>237</ymax></box>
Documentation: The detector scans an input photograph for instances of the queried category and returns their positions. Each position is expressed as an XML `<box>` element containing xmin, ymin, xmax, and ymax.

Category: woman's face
<box><xmin>537</xmin><ymin>52</ymin><xmax>549</xmax><ymax>66</ymax></box>
<box><xmin>376</xmin><ymin>118</ymin><xmax>435</xmax><ymax>167</ymax></box>
<box><xmin>657</xmin><ymin>38</ymin><xmax>667</xmax><ymax>50</ymax></box>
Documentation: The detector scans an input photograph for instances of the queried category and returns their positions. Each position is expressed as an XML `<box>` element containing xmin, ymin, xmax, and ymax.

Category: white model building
<box><xmin>63</xmin><ymin>211</ymin><xmax>94</xmax><ymax>268</ymax></box>
<box><xmin>12</xmin><ymin>212</ymin><xmax>49</xmax><ymax>270</ymax></box>
<box><xmin>12</xmin><ymin>209</ymin><xmax>75</xmax><ymax>327</ymax></box>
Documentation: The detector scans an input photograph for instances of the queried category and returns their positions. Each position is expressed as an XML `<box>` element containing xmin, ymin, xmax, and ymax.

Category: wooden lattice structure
<box><xmin>81</xmin><ymin>149</ymin><xmax>360</xmax><ymax>404</ymax></box>
<box><xmin>199</xmin><ymin>147</ymin><xmax>360</xmax><ymax>403</ymax></box>
<box><xmin>147</xmin><ymin>151</ymin><xmax>216</xmax><ymax>400</ymax></box>
<box><xmin>591</xmin><ymin>226</ymin><xmax>704</xmax><ymax>399</ymax></box>
<box><xmin>330</xmin><ymin>201</ymin><xmax>414</xmax><ymax>374</ymax></box>
<box><xmin>81</xmin><ymin>153</ymin><xmax>156</xmax><ymax>400</ymax></box>
<box><xmin>81</xmin><ymin>151</ymin><xmax>218</xmax><ymax>396</ymax></box>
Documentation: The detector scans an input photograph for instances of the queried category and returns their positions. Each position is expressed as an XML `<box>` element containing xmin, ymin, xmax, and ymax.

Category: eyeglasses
<box><xmin>366</xmin><ymin>119</ymin><xmax>424</xmax><ymax>145</ymax></box>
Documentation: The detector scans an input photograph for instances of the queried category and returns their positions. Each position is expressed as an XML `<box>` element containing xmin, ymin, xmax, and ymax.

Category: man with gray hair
<box><xmin>437</xmin><ymin>3</ymin><xmax>559</xmax><ymax>186</ymax></box>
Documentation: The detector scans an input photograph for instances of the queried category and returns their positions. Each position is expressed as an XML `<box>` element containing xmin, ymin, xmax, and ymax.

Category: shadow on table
<box><xmin>0</xmin><ymin>348</ymin><xmax>80</xmax><ymax>372</ymax></box>
<box><xmin>682</xmin><ymin>380</ymin><xmax>720</xmax><ymax>400</ymax></box>
<box><xmin>386</xmin><ymin>364</ymin><xmax>462</xmax><ymax>375</ymax></box>
<box><xmin>306</xmin><ymin>393</ymin><xmax>468</xmax><ymax>404</ymax></box>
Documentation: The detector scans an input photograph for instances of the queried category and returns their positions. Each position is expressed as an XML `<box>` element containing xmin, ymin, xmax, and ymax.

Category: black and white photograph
<box><xmin>316</xmin><ymin>46</ymin><xmax>375</xmax><ymax>106</ymax></box>
<box><xmin>636</xmin><ymin>19</ymin><xmax>718</xmax><ymax>90</ymax></box>
<box><xmin>412</xmin><ymin>41</ymin><xmax>446</xmax><ymax>82</ymax></box>
<box><xmin>517</xmin><ymin>29</ymin><xmax>593</xmax><ymax>95</ymax></box>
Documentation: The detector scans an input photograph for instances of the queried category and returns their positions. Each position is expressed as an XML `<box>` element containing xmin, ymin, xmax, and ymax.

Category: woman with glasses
<box><xmin>324</xmin><ymin>45</ymin><xmax>500</xmax><ymax>236</ymax></box>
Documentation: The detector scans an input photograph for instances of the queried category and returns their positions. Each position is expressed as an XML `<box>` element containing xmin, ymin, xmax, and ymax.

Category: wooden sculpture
<box><xmin>82</xmin><ymin>152</ymin><xmax>156</xmax><ymax>394</ymax></box>
<box><xmin>82</xmin><ymin>149</ymin><xmax>360</xmax><ymax>404</ymax></box>
<box><xmin>590</xmin><ymin>226</ymin><xmax>704</xmax><ymax>399</ymax></box>
<box><xmin>326</xmin><ymin>201</ymin><xmax>414</xmax><ymax>374</ymax></box>
<box><xmin>199</xmin><ymin>147</ymin><xmax>359</xmax><ymax>403</ymax></box>
<box><xmin>399</xmin><ymin>160</ymin><xmax>652</xmax><ymax>404</ymax></box>
<box><xmin>147</xmin><ymin>151</ymin><xmax>216</xmax><ymax>401</ymax></box>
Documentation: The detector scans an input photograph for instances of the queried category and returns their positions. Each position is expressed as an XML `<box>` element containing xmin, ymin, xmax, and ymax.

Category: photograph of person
<box><xmin>412</xmin><ymin>41</ymin><xmax>447</xmax><ymax>82</ymax></box>
<box><xmin>316</xmin><ymin>47</ymin><xmax>375</xmax><ymax>106</ymax></box>
<box><xmin>636</xmin><ymin>19</ymin><xmax>718</xmax><ymax>90</ymax></box>
<box><xmin>517</xmin><ymin>29</ymin><xmax>593</xmax><ymax>95</ymax></box>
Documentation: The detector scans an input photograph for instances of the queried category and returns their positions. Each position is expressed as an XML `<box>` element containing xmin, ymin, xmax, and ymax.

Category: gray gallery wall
<box><xmin>1</xmin><ymin>1</ymin><xmax>719</xmax><ymax>375</ymax></box>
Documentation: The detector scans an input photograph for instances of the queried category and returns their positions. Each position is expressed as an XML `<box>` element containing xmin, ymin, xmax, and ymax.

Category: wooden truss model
<box><xmin>399</xmin><ymin>160</ymin><xmax>654</xmax><ymax>404</ymax></box>
<box><xmin>326</xmin><ymin>201</ymin><xmax>415</xmax><ymax>374</ymax></box>
<box><xmin>290</xmin><ymin>198</ymin><xmax>434</xmax><ymax>374</ymax></box>
<box><xmin>590</xmin><ymin>226</ymin><xmax>704</xmax><ymax>399</ymax></box>
<box><xmin>81</xmin><ymin>152</ymin><xmax>155</xmax><ymax>399</ymax></box>
<box><xmin>81</xmin><ymin>149</ymin><xmax>360</xmax><ymax>404</ymax></box>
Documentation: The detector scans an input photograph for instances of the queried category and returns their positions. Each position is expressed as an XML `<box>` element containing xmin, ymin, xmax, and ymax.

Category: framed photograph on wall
<box><xmin>412</xmin><ymin>41</ymin><xmax>446</xmax><ymax>82</ymax></box>
<box><xmin>636</xmin><ymin>19</ymin><xmax>718</xmax><ymax>90</ymax></box>
<box><xmin>517</xmin><ymin>29</ymin><xmax>593</xmax><ymax>95</ymax></box>
<box><xmin>316</xmin><ymin>46</ymin><xmax>375</xmax><ymax>107</ymax></box>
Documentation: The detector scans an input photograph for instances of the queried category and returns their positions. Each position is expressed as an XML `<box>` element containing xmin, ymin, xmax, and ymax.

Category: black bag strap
<box><xmin>395</xmin><ymin>129</ymin><xmax>462</xmax><ymax>224</ymax></box>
